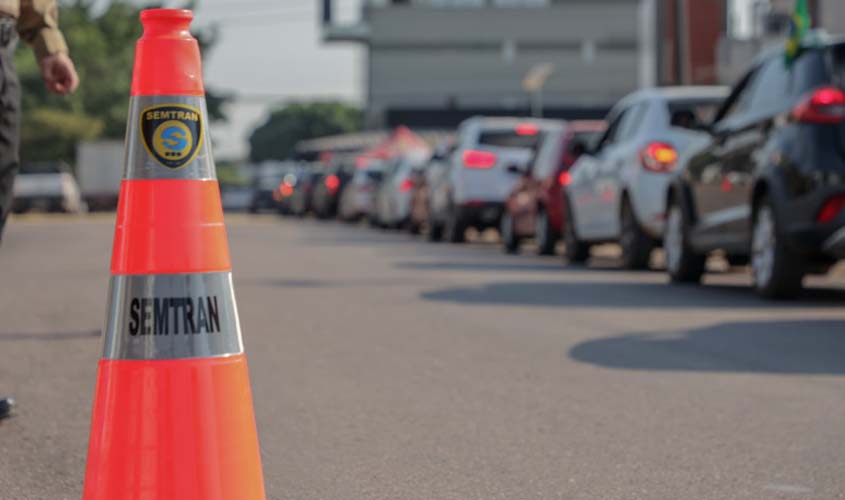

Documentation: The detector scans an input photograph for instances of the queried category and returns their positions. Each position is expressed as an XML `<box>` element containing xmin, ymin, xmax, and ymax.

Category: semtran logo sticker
<box><xmin>140</xmin><ymin>104</ymin><xmax>203</xmax><ymax>170</ymax></box>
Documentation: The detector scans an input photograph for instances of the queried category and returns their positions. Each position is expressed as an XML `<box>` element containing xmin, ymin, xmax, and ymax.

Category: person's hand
<box><xmin>38</xmin><ymin>53</ymin><xmax>80</xmax><ymax>96</ymax></box>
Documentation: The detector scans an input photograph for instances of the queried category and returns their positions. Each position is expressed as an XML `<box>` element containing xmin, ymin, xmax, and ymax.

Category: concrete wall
<box><xmin>364</xmin><ymin>1</ymin><xmax>642</xmax><ymax>126</ymax></box>
<box><xmin>818</xmin><ymin>0</ymin><xmax>845</xmax><ymax>35</ymax></box>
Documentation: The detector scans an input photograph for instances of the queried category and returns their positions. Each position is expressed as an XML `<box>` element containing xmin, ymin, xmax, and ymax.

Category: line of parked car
<box><xmin>268</xmin><ymin>36</ymin><xmax>845</xmax><ymax>299</ymax></box>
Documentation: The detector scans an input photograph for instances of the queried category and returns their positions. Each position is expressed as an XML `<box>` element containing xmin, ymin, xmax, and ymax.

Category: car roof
<box><xmin>622</xmin><ymin>86</ymin><xmax>730</xmax><ymax>103</ymax></box>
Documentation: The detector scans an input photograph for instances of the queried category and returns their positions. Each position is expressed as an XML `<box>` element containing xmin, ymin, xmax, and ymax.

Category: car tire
<box><xmin>428</xmin><ymin>222</ymin><xmax>444</xmax><ymax>242</ymax></box>
<box><xmin>664</xmin><ymin>198</ymin><xmax>705</xmax><ymax>283</ymax></box>
<box><xmin>751</xmin><ymin>198</ymin><xmax>804</xmax><ymax>299</ymax></box>
<box><xmin>563</xmin><ymin>202</ymin><xmax>590</xmax><ymax>263</ymax></box>
<box><xmin>535</xmin><ymin>208</ymin><xmax>558</xmax><ymax>256</ymax></box>
<box><xmin>501</xmin><ymin>211</ymin><xmax>520</xmax><ymax>254</ymax></box>
<box><xmin>620</xmin><ymin>199</ymin><xmax>652</xmax><ymax>270</ymax></box>
<box><xmin>445</xmin><ymin>204</ymin><xmax>466</xmax><ymax>244</ymax></box>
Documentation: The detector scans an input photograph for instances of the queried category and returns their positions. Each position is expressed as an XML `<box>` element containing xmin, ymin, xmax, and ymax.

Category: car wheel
<box><xmin>751</xmin><ymin>198</ymin><xmax>804</xmax><ymax>298</ymax></box>
<box><xmin>535</xmin><ymin>208</ymin><xmax>558</xmax><ymax>256</ymax></box>
<box><xmin>501</xmin><ymin>211</ymin><xmax>520</xmax><ymax>254</ymax></box>
<box><xmin>620</xmin><ymin>200</ymin><xmax>652</xmax><ymax>270</ymax></box>
<box><xmin>664</xmin><ymin>199</ymin><xmax>705</xmax><ymax>283</ymax></box>
<box><xmin>445</xmin><ymin>204</ymin><xmax>466</xmax><ymax>244</ymax></box>
<box><xmin>563</xmin><ymin>203</ymin><xmax>590</xmax><ymax>263</ymax></box>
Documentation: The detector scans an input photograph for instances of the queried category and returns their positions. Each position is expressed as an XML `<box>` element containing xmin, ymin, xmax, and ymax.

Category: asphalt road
<box><xmin>2</xmin><ymin>214</ymin><xmax>845</xmax><ymax>500</ymax></box>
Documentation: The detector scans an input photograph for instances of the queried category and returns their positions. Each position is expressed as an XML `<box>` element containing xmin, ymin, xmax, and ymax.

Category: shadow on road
<box><xmin>420</xmin><ymin>281</ymin><xmax>845</xmax><ymax>309</ymax></box>
<box><xmin>397</xmin><ymin>260</ymin><xmax>563</xmax><ymax>272</ymax></box>
<box><xmin>0</xmin><ymin>330</ymin><xmax>100</xmax><ymax>341</ymax></box>
<box><xmin>569</xmin><ymin>320</ymin><xmax>845</xmax><ymax>374</ymax></box>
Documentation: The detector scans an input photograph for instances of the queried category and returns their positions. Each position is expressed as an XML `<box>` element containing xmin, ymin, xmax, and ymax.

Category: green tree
<box><xmin>248</xmin><ymin>101</ymin><xmax>362</xmax><ymax>162</ymax></box>
<box><xmin>15</xmin><ymin>0</ymin><xmax>229</xmax><ymax>163</ymax></box>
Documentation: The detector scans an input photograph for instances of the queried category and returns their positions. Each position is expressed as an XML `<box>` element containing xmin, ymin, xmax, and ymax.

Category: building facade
<box><xmin>322</xmin><ymin>0</ymin><xmax>725</xmax><ymax>128</ymax></box>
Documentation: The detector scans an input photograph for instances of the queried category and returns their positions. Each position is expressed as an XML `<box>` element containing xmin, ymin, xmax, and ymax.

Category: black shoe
<box><xmin>0</xmin><ymin>396</ymin><xmax>14</xmax><ymax>419</ymax></box>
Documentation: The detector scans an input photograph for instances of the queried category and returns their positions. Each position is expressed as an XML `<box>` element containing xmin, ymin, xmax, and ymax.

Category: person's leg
<box><xmin>0</xmin><ymin>40</ymin><xmax>21</xmax><ymax>243</ymax></box>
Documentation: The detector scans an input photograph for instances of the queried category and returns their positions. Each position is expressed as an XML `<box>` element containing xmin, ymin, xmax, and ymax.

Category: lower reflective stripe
<box><xmin>102</xmin><ymin>272</ymin><xmax>243</xmax><ymax>360</ymax></box>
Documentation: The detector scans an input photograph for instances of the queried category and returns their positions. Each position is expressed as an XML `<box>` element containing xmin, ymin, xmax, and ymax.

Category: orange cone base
<box><xmin>82</xmin><ymin>355</ymin><xmax>265</xmax><ymax>500</ymax></box>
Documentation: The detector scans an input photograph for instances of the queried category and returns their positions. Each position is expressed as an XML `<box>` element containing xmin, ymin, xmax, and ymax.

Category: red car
<box><xmin>501</xmin><ymin>120</ymin><xmax>605</xmax><ymax>255</ymax></box>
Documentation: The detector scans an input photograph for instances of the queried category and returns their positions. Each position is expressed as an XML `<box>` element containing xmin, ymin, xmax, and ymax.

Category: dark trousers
<box><xmin>0</xmin><ymin>33</ymin><xmax>20</xmax><ymax>241</ymax></box>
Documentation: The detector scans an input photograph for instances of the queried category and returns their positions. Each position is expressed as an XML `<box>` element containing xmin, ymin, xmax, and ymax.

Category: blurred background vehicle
<box><xmin>501</xmin><ymin>120</ymin><xmax>606</xmax><ymax>255</ymax></box>
<box><xmin>338</xmin><ymin>161</ymin><xmax>385</xmax><ymax>222</ymax></box>
<box><xmin>311</xmin><ymin>160</ymin><xmax>354</xmax><ymax>219</ymax></box>
<box><xmin>249</xmin><ymin>162</ymin><xmax>290</xmax><ymax>214</ymax></box>
<box><xmin>427</xmin><ymin>117</ymin><xmax>554</xmax><ymax>243</ymax></box>
<box><xmin>409</xmin><ymin>139</ymin><xmax>455</xmax><ymax>237</ymax></box>
<box><xmin>373</xmin><ymin>150</ymin><xmax>431</xmax><ymax>230</ymax></box>
<box><xmin>12</xmin><ymin>161</ymin><xmax>84</xmax><ymax>214</ymax></box>
<box><xmin>563</xmin><ymin>86</ymin><xmax>728</xmax><ymax>268</ymax></box>
<box><xmin>76</xmin><ymin>141</ymin><xmax>123</xmax><ymax>211</ymax></box>
<box><xmin>664</xmin><ymin>36</ymin><xmax>845</xmax><ymax>298</ymax></box>
<box><xmin>287</xmin><ymin>164</ymin><xmax>321</xmax><ymax>217</ymax></box>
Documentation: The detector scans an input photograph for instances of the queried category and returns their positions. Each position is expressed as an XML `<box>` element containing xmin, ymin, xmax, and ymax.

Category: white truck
<box><xmin>76</xmin><ymin>140</ymin><xmax>124</xmax><ymax>210</ymax></box>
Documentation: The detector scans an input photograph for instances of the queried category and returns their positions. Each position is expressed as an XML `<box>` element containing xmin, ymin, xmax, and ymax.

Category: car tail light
<box><xmin>279</xmin><ymin>182</ymin><xmax>294</xmax><ymax>197</ymax></box>
<box><xmin>325</xmin><ymin>174</ymin><xmax>340</xmax><ymax>193</ymax></box>
<box><xmin>817</xmin><ymin>196</ymin><xmax>845</xmax><ymax>223</ymax></box>
<box><xmin>400</xmin><ymin>178</ymin><xmax>415</xmax><ymax>192</ymax></box>
<box><xmin>558</xmin><ymin>171</ymin><xmax>572</xmax><ymax>186</ymax></box>
<box><xmin>515</xmin><ymin>123</ymin><xmax>539</xmax><ymax>136</ymax></box>
<box><xmin>793</xmin><ymin>87</ymin><xmax>845</xmax><ymax>124</ymax></box>
<box><xmin>463</xmin><ymin>150</ymin><xmax>497</xmax><ymax>169</ymax></box>
<box><xmin>639</xmin><ymin>142</ymin><xmax>678</xmax><ymax>172</ymax></box>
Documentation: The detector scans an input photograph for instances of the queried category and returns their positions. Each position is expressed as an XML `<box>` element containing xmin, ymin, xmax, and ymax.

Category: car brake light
<box><xmin>399</xmin><ymin>178</ymin><xmax>415</xmax><ymax>192</ymax></box>
<box><xmin>325</xmin><ymin>174</ymin><xmax>340</xmax><ymax>193</ymax></box>
<box><xmin>817</xmin><ymin>196</ymin><xmax>845</xmax><ymax>223</ymax></box>
<box><xmin>639</xmin><ymin>142</ymin><xmax>678</xmax><ymax>172</ymax></box>
<box><xmin>279</xmin><ymin>182</ymin><xmax>294</xmax><ymax>197</ymax></box>
<box><xmin>463</xmin><ymin>150</ymin><xmax>497</xmax><ymax>169</ymax></box>
<box><xmin>793</xmin><ymin>87</ymin><xmax>845</xmax><ymax>124</ymax></box>
<box><xmin>515</xmin><ymin>123</ymin><xmax>539</xmax><ymax>136</ymax></box>
<box><xmin>558</xmin><ymin>171</ymin><xmax>572</xmax><ymax>186</ymax></box>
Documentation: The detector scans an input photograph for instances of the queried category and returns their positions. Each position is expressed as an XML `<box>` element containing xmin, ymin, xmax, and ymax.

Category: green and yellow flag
<box><xmin>785</xmin><ymin>0</ymin><xmax>811</xmax><ymax>62</ymax></box>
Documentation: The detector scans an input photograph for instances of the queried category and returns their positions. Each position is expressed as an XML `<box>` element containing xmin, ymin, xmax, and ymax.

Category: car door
<box><xmin>697</xmin><ymin>57</ymin><xmax>791</xmax><ymax>249</ymax></box>
<box><xmin>569</xmin><ymin>109</ymin><xmax>628</xmax><ymax>239</ymax></box>
<box><xmin>592</xmin><ymin>101</ymin><xmax>648</xmax><ymax>239</ymax></box>
<box><xmin>687</xmin><ymin>65</ymin><xmax>759</xmax><ymax>245</ymax></box>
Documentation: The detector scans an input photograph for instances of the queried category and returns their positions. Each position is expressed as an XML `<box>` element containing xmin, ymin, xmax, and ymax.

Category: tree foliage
<box><xmin>249</xmin><ymin>101</ymin><xmax>362</xmax><ymax>162</ymax></box>
<box><xmin>15</xmin><ymin>0</ymin><xmax>228</xmax><ymax>163</ymax></box>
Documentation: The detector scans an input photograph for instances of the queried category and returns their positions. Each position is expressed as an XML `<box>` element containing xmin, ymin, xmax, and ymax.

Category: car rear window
<box><xmin>667</xmin><ymin>100</ymin><xmax>721</xmax><ymax>130</ymax></box>
<box><xmin>828</xmin><ymin>43</ymin><xmax>845</xmax><ymax>85</ymax></box>
<box><xmin>478</xmin><ymin>130</ymin><xmax>543</xmax><ymax>149</ymax></box>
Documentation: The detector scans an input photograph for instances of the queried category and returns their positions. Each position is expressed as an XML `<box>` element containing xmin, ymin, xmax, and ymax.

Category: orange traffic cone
<box><xmin>82</xmin><ymin>9</ymin><xmax>265</xmax><ymax>499</ymax></box>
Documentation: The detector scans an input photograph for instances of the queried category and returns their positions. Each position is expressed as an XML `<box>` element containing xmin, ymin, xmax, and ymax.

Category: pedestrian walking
<box><xmin>0</xmin><ymin>0</ymin><xmax>79</xmax><ymax>421</ymax></box>
<box><xmin>0</xmin><ymin>0</ymin><xmax>79</xmax><ymax>243</ymax></box>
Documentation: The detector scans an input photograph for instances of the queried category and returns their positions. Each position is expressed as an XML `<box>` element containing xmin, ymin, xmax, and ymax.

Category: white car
<box><xmin>13</xmin><ymin>162</ymin><xmax>84</xmax><ymax>213</ymax></box>
<box><xmin>563</xmin><ymin>87</ymin><xmax>728</xmax><ymax>268</ymax></box>
<box><xmin>428</xmin><ymin>117</ymin><xmax>563</xmax><ymax>243</ymax></box>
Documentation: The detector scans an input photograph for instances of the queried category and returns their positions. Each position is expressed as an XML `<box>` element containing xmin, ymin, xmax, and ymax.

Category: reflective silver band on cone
<box><xmin>102</xmin><ymin>272</ymin><xmax>244</xmax><ymax>360</ymax></box>
<box><xmin>124</xmin><ymin>95</ymin><xmax>216</xmax><ymax>180</ymax></box>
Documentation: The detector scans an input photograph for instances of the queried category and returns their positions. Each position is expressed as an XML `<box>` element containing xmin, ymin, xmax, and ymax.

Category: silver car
<box><xmin>374</xmin><ymin>151</ymin><xmax>430</xmax><ymax>229</ymax></box>
<box><xmin>13</xmin><ymin>161</ymin><xmax>84</xmax><ymax>213</ymax></box>
<box><xmin>563</xmin><ymin>87</ymin><xmax>728</xmax><ymax>268</ymax></box>
<box><xmin>338</xmin><ymin>163</ymin><xmax>384</xmax><ymax>222</ymax></box>
<box><xmin>428</xmin><ymin>117</ymin><xmax>563</xmax><ymax>243</ymax></box>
